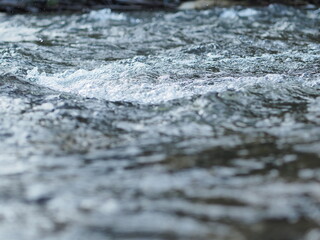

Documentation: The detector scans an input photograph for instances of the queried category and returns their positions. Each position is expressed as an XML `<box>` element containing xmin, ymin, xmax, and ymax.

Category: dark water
<box><xmin>0</xmin><ymin>5</ymin><xmax>320</xmax><ymax>240</ymax></box>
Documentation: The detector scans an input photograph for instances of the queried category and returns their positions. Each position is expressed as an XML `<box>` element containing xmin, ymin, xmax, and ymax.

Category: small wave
<box><xmin>26</xmin><ymin>63</ymin><xmax>320</xmax><ymax>104</ymax></box>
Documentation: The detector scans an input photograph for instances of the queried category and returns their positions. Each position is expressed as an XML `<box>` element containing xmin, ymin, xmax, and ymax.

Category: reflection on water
<box><xmin>0</xmin><ymin>4</ymin><xmax>320</xmax><ymax>240</ymax></box>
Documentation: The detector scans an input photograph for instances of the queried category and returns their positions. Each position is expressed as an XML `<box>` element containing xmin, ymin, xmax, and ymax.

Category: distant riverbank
<box><xmin>0</xmin><ymin>0</ymin><xmax>319</xmax><ymax>13</ymax></box>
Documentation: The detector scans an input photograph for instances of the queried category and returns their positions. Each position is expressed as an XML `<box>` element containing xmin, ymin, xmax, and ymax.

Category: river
<box><xmin>0</xmin><ymin>4</ymin><xmax>320</xmax><ymax>240</ymax></box>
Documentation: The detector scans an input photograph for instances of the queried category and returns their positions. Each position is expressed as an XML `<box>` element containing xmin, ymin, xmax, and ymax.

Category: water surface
<box><xmin>0</xmin><ymin>5</ymin><xmax>320</xmax><ymax>240</ymax></box>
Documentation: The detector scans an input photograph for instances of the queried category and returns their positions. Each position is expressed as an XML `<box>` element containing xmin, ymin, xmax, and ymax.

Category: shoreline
<box><xmin>0</xmin><ymin>0</ymin><xmax>319</xmax><ymax>13</ymax></box>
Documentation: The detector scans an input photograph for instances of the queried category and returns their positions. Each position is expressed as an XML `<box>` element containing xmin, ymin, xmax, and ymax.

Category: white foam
<box><xmin>0</xmin><ymin>23</ymin><xmax>38</xmax><ymax>42</ymax></box>
<box><xmin>27</xmin><ymin>65</ymin><xmax>218</xmax><ymax>104</ymax></box>
<box><xmin>87</xmin><ymin>9</ymin><xmax>127</xmax><ymax>21</ymax></box>
<box><xmin>220</xmin><ymin>9</ymin><xmax>238</xmax><ymax>19</ymax></box>
<box><xmin>238</xmin><ymin>9</ymin><xmax>259</xmax><ymax>17</ymax></box>
<box><xmin>219</xmin><ymin>8</ymin><xmax>259</xmax><ymax>20</ymax></box>
<box><xmin>26</xmin><ymin>61</ymin><xmax>320</xmax><ymax>105</ymax></box>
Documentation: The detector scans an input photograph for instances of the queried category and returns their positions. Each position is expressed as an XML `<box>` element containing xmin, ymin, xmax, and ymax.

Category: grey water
<box><xmin>0</xmin><ymin>5</ymin><xmax>320</xmax><ymax>240</ymax></box>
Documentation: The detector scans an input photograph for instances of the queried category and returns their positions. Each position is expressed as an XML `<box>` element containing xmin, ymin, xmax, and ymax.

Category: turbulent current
<box><xmin>0</xmin><ymin>5</ymin><xmax>320</xmax><ymax>240</ymax></box>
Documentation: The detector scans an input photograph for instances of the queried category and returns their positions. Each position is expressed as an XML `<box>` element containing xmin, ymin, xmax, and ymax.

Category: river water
<box><xmin>0</xmin><ymin>5</ymin><xmax>320</xmax><ymax>240</ymax></box>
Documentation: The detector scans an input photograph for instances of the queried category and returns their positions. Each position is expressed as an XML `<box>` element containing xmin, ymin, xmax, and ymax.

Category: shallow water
<box><xmin>0</xmin><ymin>5</ymin><xmax>320</xmax><ymax>240</ymax></box>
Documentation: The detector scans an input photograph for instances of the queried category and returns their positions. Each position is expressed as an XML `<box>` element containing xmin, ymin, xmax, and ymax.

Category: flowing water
<box><xmin>0</xmin><ymin>5</ymin><xmax>320</xmax><ymax>240</ymax></box>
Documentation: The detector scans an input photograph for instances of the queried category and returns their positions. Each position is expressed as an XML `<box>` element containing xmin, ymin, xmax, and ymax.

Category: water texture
<box><xmin>0</xmin><ymin>5</ymin><xmax>320</xmax><ymax>240</ymax></box>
